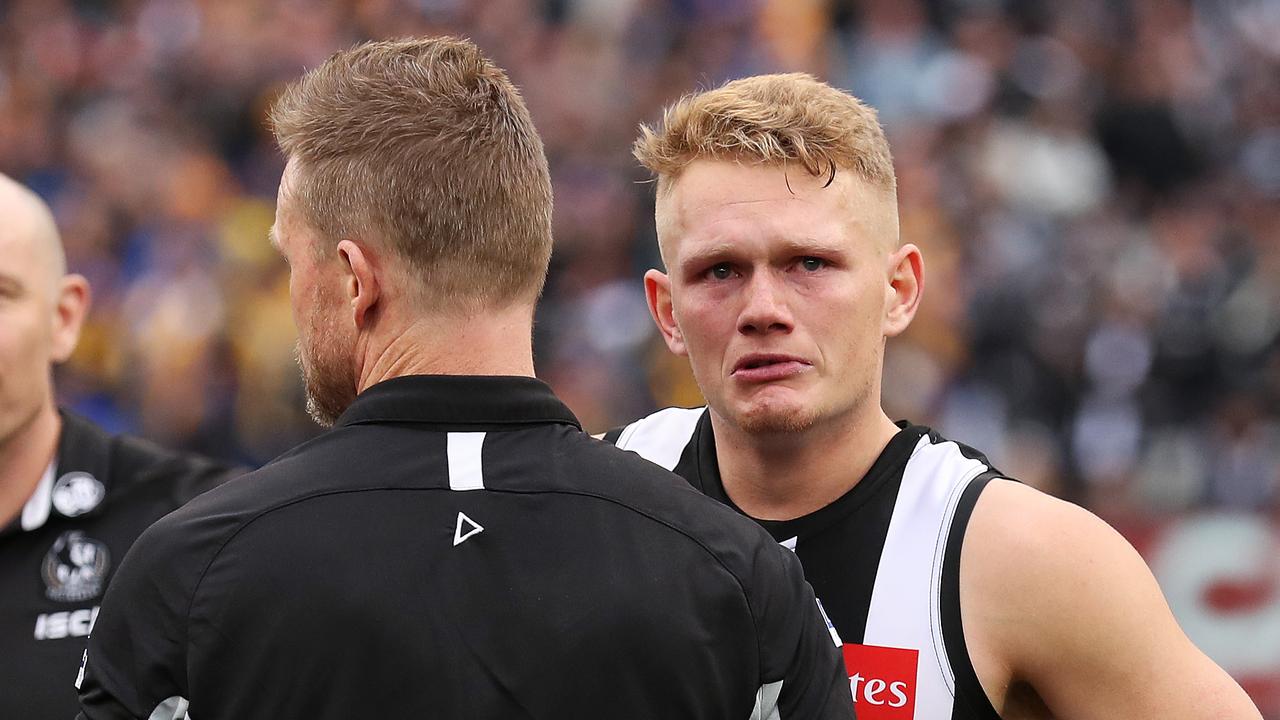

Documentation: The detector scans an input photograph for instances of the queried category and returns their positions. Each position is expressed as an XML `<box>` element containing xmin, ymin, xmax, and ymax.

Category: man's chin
<box><xmin>301</xmin><ymin>370</ymin><xmax>359</xmax><ymax>428</ymax></box>
<box><xmin>296</xmin><ymin>343</ymin><xmax>356</xmax><ymax>428</ymax></box>
<box><xmin>304</xmin><ymin>390</ymin><xmax>346</xmax><ymax>428</ymax></box>
<box><xmin>731</xmin><ymin>402</ymin><xmax>819</xmax><ymax>436</ymax></box>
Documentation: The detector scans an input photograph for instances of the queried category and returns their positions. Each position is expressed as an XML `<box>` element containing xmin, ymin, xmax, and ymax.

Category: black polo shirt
<box><xmin>76</xmin><ymin>375</ymin><xmax>854</xmax><ymax>720</ymax></box>
<box><xmin>0</xmin><ymin>411</ymin><xmax>239</xmax><ymax>720</ymax></box>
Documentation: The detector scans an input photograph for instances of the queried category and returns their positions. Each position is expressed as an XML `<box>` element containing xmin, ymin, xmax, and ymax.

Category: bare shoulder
<box><xmin>962</xmin><ymin>479</ymin><xmax>1136</xmax><ymax>596</ymax></box>
<box><xmin>959</xmin><ymin>479</ymin><xmax>1261</xmax><ymax>718</ymax></box>
<box><xmin>958</xmin><ymin>480</ymin><xmax>1140</xmax><ymax>676</ymax></box>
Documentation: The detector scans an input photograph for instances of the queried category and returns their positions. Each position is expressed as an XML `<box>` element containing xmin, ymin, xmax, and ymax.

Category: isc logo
<box><xmin>842</xmin><ymin>644</ymin><xmax>917</xmax><ymax>719</ymax></box>
<box><xmin>34</xmin><ymin>606</ymin><xmax>100</xmax><ymax>641</ymax></box>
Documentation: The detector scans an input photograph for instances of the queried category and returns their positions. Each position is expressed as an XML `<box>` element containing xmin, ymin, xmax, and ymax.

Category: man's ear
<box><xmin>50</xmin><ymin>274</ymin><xmax>90</xmax><ymax>364</ymax></box>
<box><xmin>884</xmin><ymin>243</ymin><xmax>923</xmax><ymax>338</ymax></box>
<box><xmin>644</xmin><ymin>268</ymin><xmax>687</xmax><ymax>356</ymax></box>
<box><xmin>336</xmin><ymin>239</ymin><xmax>380</xmax><ymax>330</ymax></box>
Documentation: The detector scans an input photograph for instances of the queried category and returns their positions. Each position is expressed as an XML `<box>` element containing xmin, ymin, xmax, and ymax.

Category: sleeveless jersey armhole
<box><xmin>940</xmin><ymin>472</ymin><xmax>1003</xmax><ymax>720</ymax></box>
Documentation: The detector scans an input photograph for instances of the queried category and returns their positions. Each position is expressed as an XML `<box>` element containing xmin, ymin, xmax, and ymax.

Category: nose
<box><xmin>738</xmin><ymin>272</ymin><xmax>793</xmax><ymax>336</ymax></box>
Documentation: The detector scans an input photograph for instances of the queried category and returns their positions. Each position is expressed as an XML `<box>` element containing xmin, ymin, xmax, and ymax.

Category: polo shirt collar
<box><xmin>17</xmin><ymin>462</ymin><xmax>55</xmax><ymax>532</ymax></box>
<box><xmin>336</xmin><ymin>375</ymin><xmax>581</xmax><ymax>430</ymax></box>
<box><xmin>2</xmin><ymin>410</ymin><xmax>115</xmax><ymax>536</ymax></box>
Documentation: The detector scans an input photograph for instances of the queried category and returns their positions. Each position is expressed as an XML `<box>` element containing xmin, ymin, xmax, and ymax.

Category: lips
<box><xmin>731</xmin><ymin>354</ymin><xmax>812</xmax><ymax>382</ymax></box>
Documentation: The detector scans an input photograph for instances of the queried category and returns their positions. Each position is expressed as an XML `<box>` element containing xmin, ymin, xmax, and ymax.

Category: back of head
<box><xmin>271</xmin><ymin>36</ymin><xmax>553</xmax><ymax>310</ymax></box>
<box><xmin>634</xmin><ymin>73</ymin><xmax>896</xmax><ymax>197</ymax></box>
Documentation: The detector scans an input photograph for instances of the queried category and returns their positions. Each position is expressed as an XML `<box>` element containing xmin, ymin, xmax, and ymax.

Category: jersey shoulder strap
<box><xmin>607</xmin><ymin>406</ymin><xmax>706</xmax><ymax>471</ymax></box>
<box><xmin>864</xmin><ymin>429</ymin><xmax>1002</xmax><ymax>719</ymax></box>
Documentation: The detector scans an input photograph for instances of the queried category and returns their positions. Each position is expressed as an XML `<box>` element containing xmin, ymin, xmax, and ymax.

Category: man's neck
<box><xmin>0</xmin><ymin>404</ymin><xmax>61</xmax><ymax>529</ymax></box>
<box><xmin>356</xmin><ymin>306</ymin><xmax>537</xmax><ymax>392</ymax></box>
<box><xmin>711</xmin><ymin>406</ymin><xmax>901</xmax><ymax>521</ymax></box>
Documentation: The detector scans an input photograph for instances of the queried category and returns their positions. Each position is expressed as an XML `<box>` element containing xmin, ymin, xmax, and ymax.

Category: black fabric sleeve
<box><xmin>75</xmin><ymin>515</ymin><xmax>197</xmax><ymax>719</ymax></box>
<box><xmin>751</xmin><ymin>540</ymin><xmax>856</xmax><ymax>719</ymax></box>
<box><xmin>124</xmin><ymin>441</ymin><xmax>248</xmax><ymax>510</ymax></box>
<box><xmin>179</xmin><ymin>463</ymin><xmax>249</xmax><ymax>504</ymax></box>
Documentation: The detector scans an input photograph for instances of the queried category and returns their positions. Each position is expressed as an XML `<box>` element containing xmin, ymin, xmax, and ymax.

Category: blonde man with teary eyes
<box><xmin>603</xmin><ymin>73</ymin><xmax>1260</xmax><ymax>720</ymax></box>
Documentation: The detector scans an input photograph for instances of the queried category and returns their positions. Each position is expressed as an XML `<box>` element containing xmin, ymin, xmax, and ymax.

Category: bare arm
<box><xmin>961</xmin><ymin>480</ymin><xmax>1260</xmax><ymax>719</ymax></box>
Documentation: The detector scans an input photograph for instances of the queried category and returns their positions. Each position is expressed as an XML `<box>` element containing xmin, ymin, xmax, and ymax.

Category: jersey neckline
<box><xmin>690</xmin><ymin>413</ymin><xmax>931</xmax><ymax>544</ymax></box>
<box><xmin>337</xmin><ymin>374</ymin><xmax>582</xmax><ymax>430</ymax></box>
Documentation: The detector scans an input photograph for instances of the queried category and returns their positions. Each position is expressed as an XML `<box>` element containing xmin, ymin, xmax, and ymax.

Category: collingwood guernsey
<box><xmin>606</xmin><ymin>407</ymin><xmax>1005</xmax><ymax>720</ymax></box>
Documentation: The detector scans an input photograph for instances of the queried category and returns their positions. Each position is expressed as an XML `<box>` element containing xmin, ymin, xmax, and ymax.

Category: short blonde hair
<box><xmin>634</xmin><ymin>73</ymin><xmax>895</xmax><ymax>194</ymax></box>
<box><xmin>271</xmin><ymin>36</ymin><xmax>552</xmax><ymax>307</ymax></box>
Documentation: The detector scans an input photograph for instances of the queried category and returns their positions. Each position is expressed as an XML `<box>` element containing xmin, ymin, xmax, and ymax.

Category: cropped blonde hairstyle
<box><xmin>271</xmin><ymin>36</ymin><xmax>552</xmax><ymax>308</ymax></box>
<box><xmin>634</xmin><ymin>73</ymin><xmax>895</xmax><ymax>195</ymax></box>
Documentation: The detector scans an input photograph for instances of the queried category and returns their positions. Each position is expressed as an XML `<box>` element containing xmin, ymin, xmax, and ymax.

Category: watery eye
<box><xmin>708</xmin><ymin>263</ymin><xmax>733</xmax><ymax>280</ymax></box>
<box><xmin>800</xmin><ymin>257</ymin><xmax>825</xmax><ymax>272</ymax></box>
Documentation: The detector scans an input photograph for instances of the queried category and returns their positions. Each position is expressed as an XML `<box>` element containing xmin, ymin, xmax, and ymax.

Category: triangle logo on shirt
<box><xmin>453</xmin><ymin>512</ymin><xmax>484</xmax><ymax>547</ymax></box>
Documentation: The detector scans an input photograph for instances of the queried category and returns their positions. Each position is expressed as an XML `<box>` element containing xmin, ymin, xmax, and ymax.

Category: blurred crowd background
<box><xmin>2</xmin><ymin>0</ymin><xmax>1279</xmax><ymax>710</ymax></box>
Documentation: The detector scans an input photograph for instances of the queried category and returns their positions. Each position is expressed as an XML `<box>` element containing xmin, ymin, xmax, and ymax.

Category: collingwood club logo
<box><xmin>51</xmin><ymin>471</ymin><xmax>105</xmax><ymax>518</ymax></box>
<box><xmin>42</xmin><ymin>531</ymin><xmax>110</xmax><ymax>603</ymax></box>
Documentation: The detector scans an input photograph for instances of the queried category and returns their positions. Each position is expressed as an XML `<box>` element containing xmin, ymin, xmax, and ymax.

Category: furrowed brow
<box><xmin>678</xmin><ymin>243</ymin><xmax>739</xmax><ymax>272</ymax></box>
<box><xmin>780</xmin><ymin>238</ymin><xmax>847</xmax><ymax>258</ymax></box>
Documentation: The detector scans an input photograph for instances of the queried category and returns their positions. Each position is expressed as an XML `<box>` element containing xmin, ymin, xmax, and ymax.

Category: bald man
<box><xmin>0</xmin><ymin>175</ymin><xmax>240</xmax><ymax>719</ymax></box>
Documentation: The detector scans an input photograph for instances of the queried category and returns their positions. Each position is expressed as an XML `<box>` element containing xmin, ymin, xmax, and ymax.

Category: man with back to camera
<box><xmin>604</xmin><ymin>73</ymin><xmax>1261</xmax><ymax>718</ymax></box>
<box><xmin>0</xmin><ymin>174</ymin><xmax>240</xmax><ymax>719</ymax></box>
<box><xmin>75</xmin><ymin>38</ymin><xmax>854</xmax><ymax>720</ymax></box>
